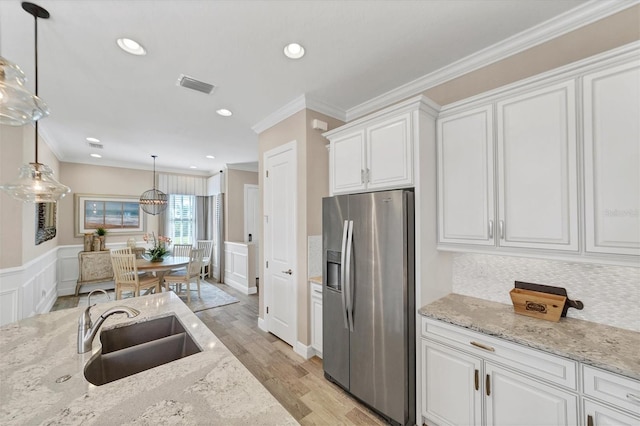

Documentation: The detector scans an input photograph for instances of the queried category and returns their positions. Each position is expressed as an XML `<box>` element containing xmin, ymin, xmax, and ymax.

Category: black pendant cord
<box><xmin>23</xmin><ymin>1</ymin><xmax>50</xmax><ymax>166</ymax></box>
<box><xmin>34</xmin><ymin>12</ymin><xmax>39</xmax><ymax>164</ymax></box>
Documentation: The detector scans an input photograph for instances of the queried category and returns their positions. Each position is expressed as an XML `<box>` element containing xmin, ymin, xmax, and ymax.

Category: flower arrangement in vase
<box><xmin>143</xmin><ymin>232</ymin><xmax>172</xmax><ymax>262</ymax></box>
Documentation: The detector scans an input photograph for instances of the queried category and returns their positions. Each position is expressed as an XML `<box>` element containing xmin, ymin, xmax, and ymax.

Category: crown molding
<box><xmin>346</xmin><ymin>0</ymin><xmax>639</xmax><ymax>121</ymax></box>
<box><xmin>225</xmin><ymin>162</ymin><xmax>259</xmax><ymax>173</ymax></box>
<box><xmin>251</xmin><ymin>94</ymin><xmax>346</xmax><ymax>134</ymax></box>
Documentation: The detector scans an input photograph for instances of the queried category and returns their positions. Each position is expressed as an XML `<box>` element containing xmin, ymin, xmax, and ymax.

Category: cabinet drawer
<box><xmin>310</xmin><ymin>282</ymin><xmax>322</xmax><ymax>300</ymax></box>
<box><xmin>583</xmin><ymin>365</ymin><xmax>640</xmax><ymax>415</ymax></box>
<box><xmin>422</xmin><ymin>317</ymin><xmax>577</xmax><ymax>390</ymax></box>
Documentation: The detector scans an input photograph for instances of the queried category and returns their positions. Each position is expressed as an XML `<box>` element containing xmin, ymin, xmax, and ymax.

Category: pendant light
<box><xmin>0</xmin><ymin>2</ymin><xmax>70</xmax><ymax>203</ymax></box>
<box><xmin>139</xmin><ymin>155</ymin><xmax>168</xmax><ymax>215</ymax></box>
<box><xmin>0</xmin><ymin>56</ymin><xmax>49</xmax><ymax>126</ymax></box>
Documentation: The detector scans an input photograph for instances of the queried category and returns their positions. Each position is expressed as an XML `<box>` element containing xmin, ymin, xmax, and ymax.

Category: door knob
<box><xmin>282</xmin><ymin>269</ymin><xmax>293</xmax><ymax>275</ymax></box>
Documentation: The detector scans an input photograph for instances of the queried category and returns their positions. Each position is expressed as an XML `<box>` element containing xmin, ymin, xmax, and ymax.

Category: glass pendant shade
<box><xmin>0</xmin><ymin>56</ymin><xmax>49</xmax><ymax>126</ymax></box>
<box><xmin>0</xmin><ymin>162</ymin><xmax>70</xmax><ymax>203</ymax></box>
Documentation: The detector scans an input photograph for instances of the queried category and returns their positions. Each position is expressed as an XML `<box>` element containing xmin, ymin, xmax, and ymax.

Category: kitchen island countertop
<box><xmin>419</xmin><ymin>293</ymin><xmax>640</xmax><ymax>381</ymax></box>
<box><xmin>0</xmin><ymin>291</ymin><xmax>297</xmax><ymax>425</ymax></box>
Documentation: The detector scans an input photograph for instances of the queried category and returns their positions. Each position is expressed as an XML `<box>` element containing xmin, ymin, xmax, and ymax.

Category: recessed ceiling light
<box><xmin>116</xmin><ymin>38</ymin><xmax>147</xmax><ymax>56</ymax></box>
<box><xmin>90</xmin><ymin>153</ymin><xmax>102</xmax><ymax>158</ymax></box>
<box><xmin>86</xmin><ymin>137</ymin><xmax>100</xmax><ymax>143</ymax></box>
<box><xmin>206</xmin><ymin>155</ymin><xmax>215</xmax><ymax>159</ymax></box>
<box><xmin>189</xmin><ymin>166</ymin><xmax>197</xmax><ymax>169</ymax></box>
<box><xmin>216</xmin><ymin>108</ymin><xmax>232</xmax><ymax>117</ymax></box>
<box><xmin>284</xmin><ymin>42</ymin><xmax>305</xmax><ymax>59</ymax></box>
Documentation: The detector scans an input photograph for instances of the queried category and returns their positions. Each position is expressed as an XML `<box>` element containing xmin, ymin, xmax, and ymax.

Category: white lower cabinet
<box><xmin>421</xmin><ymin>317</ymin><xmax>579</xmax><ymax>426</ymax></box>
<box><xmin>421</xmin><ymin>317</ymin><xmax>640</xmax><ymax>426</ymax></box>
<box><xmin>583</xmin><ymin>399</ymin><xmax>640</xmax><ymax>426</ymax></box>
<box><xmin>310</xmin><ymin>282</ymin><xmax>323</xmax><ymax>357</ymax></box>
<box><xmin>485</xmin><ymin>363</ymin><xmax>578</xmax><ymax>426</ymax></box>
<box><xmin>422</xmin><ymin>340</ymin><xmax>482</xmax><ymax>426</ymax></box>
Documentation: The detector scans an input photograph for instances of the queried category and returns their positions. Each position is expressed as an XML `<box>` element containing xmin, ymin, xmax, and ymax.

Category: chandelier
<box><xmin>139</xmin><ymin>155</ymin><xmax>168</xmax><ymax>215</ymax></box>
<box><xmin>0</xmin><ymin>2</ymin><xmax>70</xmax><ymax>203</ymax></box>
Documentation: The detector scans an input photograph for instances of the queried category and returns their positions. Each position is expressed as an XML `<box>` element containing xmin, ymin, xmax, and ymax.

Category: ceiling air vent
<box><xmin>88</xmin><ymin>142</ymin><xmax>104</xmax><ymax>149</ymax></box>
<box><xmin>177</xmin><ymin>74</ymin><xmax>215</xmax><ymax>95</ymax></box>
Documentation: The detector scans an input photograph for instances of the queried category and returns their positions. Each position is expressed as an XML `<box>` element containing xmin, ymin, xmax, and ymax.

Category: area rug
<box><xmin>77</xmin><ymin>282</ymin><xmax>239</xmax><ymax>313</ymax></box>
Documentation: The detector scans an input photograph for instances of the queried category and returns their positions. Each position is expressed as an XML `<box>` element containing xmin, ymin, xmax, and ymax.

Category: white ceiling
<box><xmin>0</xmin><ymin>0</ymin><xmax>595</xmax><ymax>175</ymax></box>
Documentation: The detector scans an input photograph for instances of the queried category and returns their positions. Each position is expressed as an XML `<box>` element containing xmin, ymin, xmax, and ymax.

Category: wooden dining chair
<box><xmin>172</xmin><ymin>244</ymin><xmax>193</xmax><ymax>258</ymax></box>
<box><xmin>197</xmin><ymin>240</ymin><xmax>214</xmax><ymax>280</ymax></box>
<box><xmin>110</xmin><ymin>253</ymin><xmax>161</xmax><ymax>300</ymax></box>
<box><xmin>110</xmin><ymin>247</ymin><xmax>132</xmax><ymax>255</ymax></box>
<box><xmin>163</xmin><ymin>248</ymin><xmax>204</xmax><ymax>303</ymax></box>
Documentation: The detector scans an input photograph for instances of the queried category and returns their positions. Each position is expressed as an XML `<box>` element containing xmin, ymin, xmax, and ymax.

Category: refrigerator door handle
<box><xmin>345</xmin><ymin>220</ymin><xmax>355</xmax><ymax>332</ymax></box>
<box><xmin>340</xmin><ymin>220</ymin><xmax>349</xmax><ymax>329</ymax></box>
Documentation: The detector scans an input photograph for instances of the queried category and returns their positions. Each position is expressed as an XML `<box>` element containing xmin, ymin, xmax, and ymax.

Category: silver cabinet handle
<box><xmin>499</xmin><ymin>220</ymin><xmax>505</xmax><ymax>239</ymax></box>
<box><xmin>360</xmin><ymin>169</ymin><xmax>365</xmax><ymax>184</ymax></box>
<box><xmin>488</xmin><ymin>220</ymin><xmax>494</xmax><ymax>239</ymax></box>
<box><xmin>281</xmin><ymin>269</ymin><xmax>293</xmax><ymax>275</ymax></box>
<box><xmin>627</xmin><ymin>393</ymin><xmax>640</xmax><ymax>404</ymax></box>
<box><xmin>365</xmin><ymin>168</ymin><xmax>370</xmax><ymax>183</ymax></box>
<box><xmin>313</xmin><ymin>289</ymin><xmax>322</xmax><ymax>295</ymax></box>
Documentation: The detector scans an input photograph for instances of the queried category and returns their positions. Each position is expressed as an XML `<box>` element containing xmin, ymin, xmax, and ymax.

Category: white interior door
<box><xmin>264</xmin><ymin>141</ymin><xmax>297</xmax><ymax>347</ymax></box>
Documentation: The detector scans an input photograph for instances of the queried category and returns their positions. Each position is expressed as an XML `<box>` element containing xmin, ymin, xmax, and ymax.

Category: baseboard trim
<box><xmin>225</xmin><ymin>278</ymin><xmax>257</xmax><ymax>295</ymax></box>
<box><xmin>294</xmin><ymin>341</ymin><xmax>314</xmax><ymax>360</ymax></box>
<box><xmin>257</xmin><ymin>317</ymin><xmax>267</xmax><ymax>332</ymax></box>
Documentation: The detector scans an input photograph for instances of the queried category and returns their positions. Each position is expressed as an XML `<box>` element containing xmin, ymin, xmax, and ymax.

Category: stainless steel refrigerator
<box><xmin>322</xmin><ymin>189</ymin><xmax>415</xmax><ymax>426</ymax></box>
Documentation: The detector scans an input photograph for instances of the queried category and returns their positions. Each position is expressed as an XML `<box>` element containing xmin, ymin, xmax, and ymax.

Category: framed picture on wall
<box><xmin>74</xmin><ymin>194</ymin><xmax>146</xmax><ymax>237</ymax></box>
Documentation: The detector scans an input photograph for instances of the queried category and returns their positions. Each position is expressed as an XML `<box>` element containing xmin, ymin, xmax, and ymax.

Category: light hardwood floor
<box><xmin>52</xmin><ymin>281</ymin><xmax>387</xmax><ymax>425</ymax></box>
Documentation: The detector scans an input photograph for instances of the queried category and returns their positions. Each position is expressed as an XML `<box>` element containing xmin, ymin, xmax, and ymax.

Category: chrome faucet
<box><xmin>77</xmin><ymin>305</ymin><xmax>140</xmax><ymax>354</ymax></box>
<box><xmin>87</xmin><ymin>289</ymin><xmax>110</xmax><ymax>306</ymax></box>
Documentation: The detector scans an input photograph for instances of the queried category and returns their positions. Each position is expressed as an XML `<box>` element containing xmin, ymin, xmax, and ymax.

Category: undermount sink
<box><xmin>84</xmin><ymin>315</ymin><xmax>201</xmax><ymax>386</ymax></box>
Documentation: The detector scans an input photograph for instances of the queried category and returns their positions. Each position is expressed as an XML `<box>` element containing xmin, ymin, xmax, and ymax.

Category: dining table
<box><xmin>136</xmin><ymin>255</ymin><xmax>190</xmax><ymax>292</ymax></box>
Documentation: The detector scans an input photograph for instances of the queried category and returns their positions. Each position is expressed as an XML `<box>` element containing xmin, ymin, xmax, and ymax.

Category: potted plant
<box><xmin>95</xmin><ymin>227</ymin><xmax>107</xmax><ymax>251</ymax></box>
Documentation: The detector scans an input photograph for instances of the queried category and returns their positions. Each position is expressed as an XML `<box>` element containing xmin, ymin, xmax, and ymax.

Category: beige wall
<box><xmin>0</xmin><ymin>125</ymin><xmax>62</xmax><ymax>268</ymax></box>
<box><xmin>58</xmin><ymin>163</ymin><xmax>159</xmax><ymax>246</ymax></box>
<box><xmin>424</xmin><ymin>5</ymin><xmax>640</xmax><ymax>106</ymax></box>
<box><xmin>224</xmin><ymin>168</ymin><xmax>258</xmax><ymax>242</ymax></box>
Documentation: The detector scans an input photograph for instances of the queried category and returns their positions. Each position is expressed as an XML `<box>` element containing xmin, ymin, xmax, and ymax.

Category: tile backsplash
<box><xmin>308</xmin><ymin>235</ymin><xmax>322</xmax><ymax>278</ymax></box>
<box><xmin>452</xmin><ymin>253</ymin><xmax>640</xmax><ymax>332</ymax></box>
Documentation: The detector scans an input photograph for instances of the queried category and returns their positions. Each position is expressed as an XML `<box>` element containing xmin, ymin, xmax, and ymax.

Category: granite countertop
<box><xmin>0</xmin><ymin>292</ymin><xmax>297</xmax><ymax>425</ymax></box>
<box><xmin>419</xmin><ymin>293</ymin><xmax>640</xmax><ymax>381</ymax></box>
<box><xmin>308</xmin><ymin>276</ymin><xmax>322</xmax><ymax>285</ymax></box>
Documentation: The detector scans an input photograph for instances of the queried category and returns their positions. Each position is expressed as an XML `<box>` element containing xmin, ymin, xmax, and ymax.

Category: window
<box><xmin>167</xmin><ymin>195</ymin><xmax>196</xmax><ymax>245</ymax></box>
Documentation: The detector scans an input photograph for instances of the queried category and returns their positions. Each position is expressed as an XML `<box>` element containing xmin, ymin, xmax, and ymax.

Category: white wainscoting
<box><xmin>0</xmin><ymin>248</ymin><xmax>60</xmax><ymax>326</ymax></box>
<box><xmin>223</xmin><ymin>241</ymin><xmax>257</xmax><ymax>295</ymax></box>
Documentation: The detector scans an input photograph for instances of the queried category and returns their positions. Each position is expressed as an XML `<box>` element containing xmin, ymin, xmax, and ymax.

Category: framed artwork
<box><xmin>74</xmin><ymin>194</ymin><xmax>146</xmax><ymax>237</ymax></box>
<box><xmin>35</xmin><ymin>202</ymin><xmax>56</xmax><ymax>245</ymax></box>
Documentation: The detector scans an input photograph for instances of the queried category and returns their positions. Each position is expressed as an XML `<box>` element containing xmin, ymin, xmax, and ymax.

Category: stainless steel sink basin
<box><xmin>84</xmin><ymin>315</ymin><xmax>201</xmax><ymax>386</ymax></box>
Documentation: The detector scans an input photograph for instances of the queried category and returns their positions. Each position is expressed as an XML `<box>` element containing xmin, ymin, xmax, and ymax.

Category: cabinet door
<box><xmin>422</xmin><ymin>340</ymin><xmax>482</xmax><ymax>426</ymax></box>
<box><xmin>583</xmin><ymin>399</ymin><xmax>640</xmax><ymax>426</ymax></box>
<box><xmin>366</xmin><ymin>113</ymin><xmax>413</xmax><ymax>190</ymax></box>
<box><xmin>437</xmin><ymin>106</ymin><xmax>495</xmax><ymax>246</ymax></box>
<box><xmin>583</xmin><ymin>61</ymin><xmax>640</xmax><ymax>256</ymax></box>
<box><xmin>485</xmin><ymin>363</ymin><xmax>578</xmax><ymax>426</ymax></box>
<box><xmin>496</xmin><ymin>81</ymin><xmax>578</xmax><ymax>251</ymax></box>
<box><xmin>330</xmin><ymin>130</ymin><xmax>366</xmax><ymax>194</ymax></box>
<box><xmin>310</xmin><ymin>284</ymin><xmax>323</xmax><ymax>356</ymax></box>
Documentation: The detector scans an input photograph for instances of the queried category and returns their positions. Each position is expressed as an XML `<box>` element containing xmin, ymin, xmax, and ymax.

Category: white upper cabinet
<box><xmin>437</xmin><ymin>81</ymin><xmax>579</xmax><ymax>252</ymax></box>
<box><xmin>437</xmin><ymin>105</ymin><xmax>495</xmax><ymax>246</ymax></box>
<box><xmin>582</xmin><ymin>61</ymin><xmax>640</xmax><ymax>256</ymax></box>
<box><xmin>496</xmin><ymin>81</ymin><xmax>578</xmax><ymax>251</ymax></box>
<box><xmin>366</xmin><ymin>113</ymin><xmax>413</xmax><ymax>191</ymax></box>
<box><xmin>326</xmin><ymin>98</ymin><xmax>426</xmax><ymax>195</ymax></box>
<box><xmin>330</xmin><ymin>130</ymin><xmax>367</xmax><ymax>194</ymax></box>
